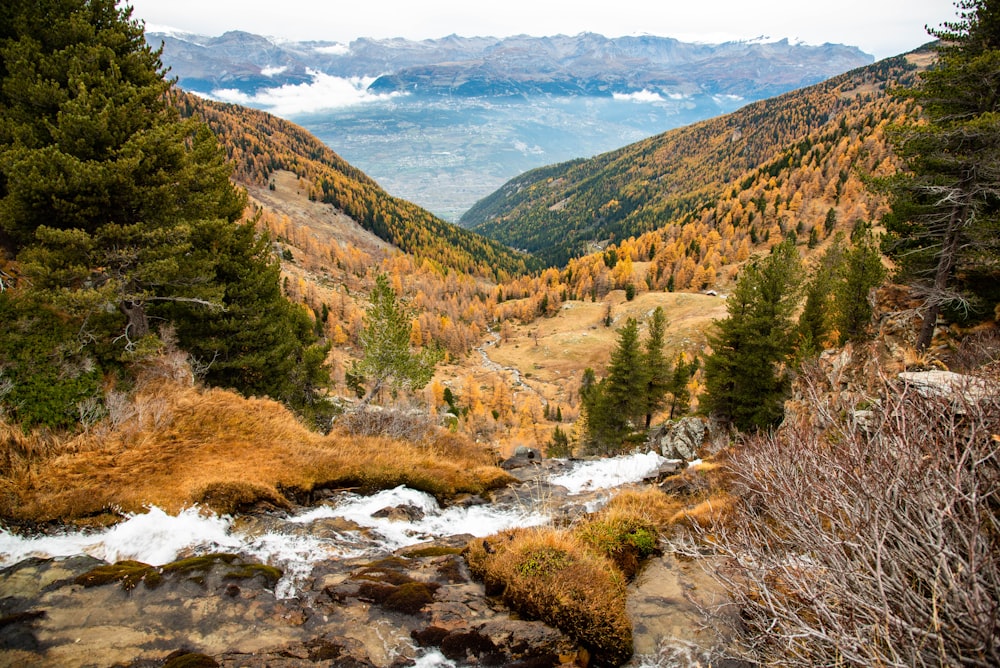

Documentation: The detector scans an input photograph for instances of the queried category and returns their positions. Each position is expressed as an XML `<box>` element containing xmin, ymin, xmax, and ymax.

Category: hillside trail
<box><xmin>475</xmin><ymin>329</ymin><xmax>549</xmax><ymax>406</ymax></box>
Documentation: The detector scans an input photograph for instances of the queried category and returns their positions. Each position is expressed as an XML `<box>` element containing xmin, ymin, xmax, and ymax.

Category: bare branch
<box><xmin>706</xmin><ymin>363</ymin><xmax>1000</xmax><ymax>666</ymax></box>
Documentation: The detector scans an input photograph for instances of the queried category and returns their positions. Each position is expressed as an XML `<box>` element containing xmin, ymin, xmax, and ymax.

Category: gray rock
<box><xmin>649</xmin><ymin>417</ymin><xmax>708</xmax><ymax>461</ymax></box>
<box><xmin>898</xmin><ymin>370</ymin><xmax>997</xmax><ymax>407</ymax></box>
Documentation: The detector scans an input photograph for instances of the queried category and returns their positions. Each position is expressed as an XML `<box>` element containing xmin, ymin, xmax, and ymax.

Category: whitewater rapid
<box><xmin>0</xmin><ymin>450</ymin><xmax>667</xmax><ymax>596</ymax></box>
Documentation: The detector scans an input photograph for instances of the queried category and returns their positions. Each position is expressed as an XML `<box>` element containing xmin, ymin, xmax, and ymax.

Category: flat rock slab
<box><xmin>0</xmin><ymin>539</ymin><xmax>578</xmax><ymax>667</ymax></box>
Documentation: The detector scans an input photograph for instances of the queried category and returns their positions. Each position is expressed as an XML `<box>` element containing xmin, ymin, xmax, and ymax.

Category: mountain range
<box><xmin>148</xmin><ymin>30</ymin><xmax>874</xmax><ymax>222</ymax></box>
<box><xmin>148</xmin><ymin>30</ymin><xmax>873</xmax><ymax>100</ymax></box>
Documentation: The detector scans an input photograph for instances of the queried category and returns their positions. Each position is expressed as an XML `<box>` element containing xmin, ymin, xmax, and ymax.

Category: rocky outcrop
<box><xmin>0</xmin><ymin>536</ymin><xmax>580</xmax><ymax>667</ymax></box>
<box><xmin>898</xmin><ymin>370</ymin><xmax>998</xmax><ymax>406</ymax></box>
<box><xmin>647</xmin><ymin>418</ymin><xmax>711</xmax><ymax>461</ymax></box>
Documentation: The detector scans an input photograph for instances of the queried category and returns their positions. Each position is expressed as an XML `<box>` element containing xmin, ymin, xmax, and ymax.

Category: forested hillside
<box><xmin>464</xmin><ymin>56</ymin><xmax>920</xmax><ymax>267</ymax></box>
<box><xmin>175</xmin><ymin>94</ymin><xmax>541</xmax><ymax>281</ymax></box>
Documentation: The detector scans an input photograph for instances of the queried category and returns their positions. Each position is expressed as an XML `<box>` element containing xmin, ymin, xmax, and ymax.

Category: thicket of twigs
<box><xmin>713</xmin><ymin>366</ymin><xmax>999</xmax><ymax>666</ymax></box>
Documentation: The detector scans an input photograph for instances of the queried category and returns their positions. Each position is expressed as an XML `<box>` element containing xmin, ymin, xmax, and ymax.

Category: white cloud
<box><xmin>712</xmin><ymin>93</ymin><xmax>745</xmax><ymax>105</ymax></box>
<box><xmin>209</xmin><ymin>69</ymin><xmax>404</xmax><ymax>115</ymax></box>
<box><xmin>260</xmin><ymin>65</ymin><xmax>288</xmax><ymax>77</ymax></box>
<box><xmin>612</xmin><ymin>89</ymin><xmax>665</xmax><ymax>103</ymax></box>
<box><xmin>512</xmin><ymin>140</ymin><xmax>544</xmax><ymax>155</ymax></box>
<box><xmin>314</xmin><ymin>43</ymin><xmax>350</xmax><ymax>55</ymax></box>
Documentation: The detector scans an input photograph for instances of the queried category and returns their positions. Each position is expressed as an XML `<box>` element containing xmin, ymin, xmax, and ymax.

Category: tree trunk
<box><xmin>916</xmin><ymin>205</ymin><xmax>965</xmax><ymax>351</ymax></box>
<box><xmin>119</xmin><ymin>300</ymin><xmax>150</xmax><ymax>343</ymax></box>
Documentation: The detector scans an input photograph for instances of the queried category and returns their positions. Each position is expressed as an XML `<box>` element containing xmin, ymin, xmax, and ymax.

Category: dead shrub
<box><xmin>710</xmin><ymin>370</ymin><xmax>1000</xmax><ymax>667</ymax></box>
<box><xmin>333</xmin><ymin>406</ymin><xmax>435</xmax><ymax>442</ymax></box>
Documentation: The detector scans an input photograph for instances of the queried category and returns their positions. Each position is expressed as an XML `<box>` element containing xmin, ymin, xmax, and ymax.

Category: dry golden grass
<box><xmin>463</xmin><ymin>485</ymin><xmax>715</xmax><ymax>663</ymax></box>
<box><xmin>0</xmin><ymin>381</ymin><xmax>512</xmax><ymax>524</ymax></box>
<box><xmin>465</xmin><ymin>526</ymin><xmax>633</xmax><ymax>665</ymax></box>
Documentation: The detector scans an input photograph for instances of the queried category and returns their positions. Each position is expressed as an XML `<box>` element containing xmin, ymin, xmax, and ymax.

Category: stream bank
<box><xmin>0</xmin><ymin>453</ymin><xmax>736</xmax><ymax>667</ymax></box>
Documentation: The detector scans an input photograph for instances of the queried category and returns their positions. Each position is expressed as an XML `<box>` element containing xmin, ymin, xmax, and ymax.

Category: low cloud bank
<box><xmin>210</xmin><ymin>69</ymin><xmax>403</xmax><ymax>115</ymax></box>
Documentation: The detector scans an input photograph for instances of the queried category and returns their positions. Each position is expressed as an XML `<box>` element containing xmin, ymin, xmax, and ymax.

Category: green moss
<box><xmin>353</xmin><ymin>557</ymin><xmax>415</xmax><ymax>585</ymax></box>
<box><xmin>161</xmin><ymin>553</ymin><xmax>238</xmax><ymax>575</ymax></box>
<box><xmin>516</xmin><ymin>547</ymin><xmax>569</xmax><ymax>577</ymax></box>
<box><xmin>400</xmin><ymin>546</ymin><xmax>464</xmax><ymax>558</ymax></box>
<box><xmin>578</xmin><ymin>517</ymin><xmax>660</xmax><ymax>579</ymax></box>
<box><xmin>383</xmin><ymin>581</ymin><xmax>439</xmax><ymax>614</ymax></box>
<box><xmin>74</xmin><ymin>560</ymin><xmax>162</xmax><ymax>591</ymax></box>
<box><xmin>162</xmin><ymin>652</ymin><xmax>220</xmax><ymax>668</ymax></box>
<box><xmin>222</xmin><ymin>563</ymin><xmax>283</xmax><ymax>588</ymax></box>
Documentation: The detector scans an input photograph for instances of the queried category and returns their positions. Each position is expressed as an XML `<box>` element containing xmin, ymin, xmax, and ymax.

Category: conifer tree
<box><xmin>882</xmin><ymin>0</ymin><xmax>1000</xmax><ymax>349</ymax></box>
<box><xmin>0</xmin><ymin>0</ymin><xmax>329</xmax><ymax>424</ymax></box>
<box><xmin>797</xmin><ymin>236</ymin><xmax>845</xmax><ymax>355</ymax></box>
<box><xmin>642</xmin><ymin>307</ymin><xmax>671</xmax><ymax>429</ymax></box>
<box><xmin>352</xmin><ymin>274</ymin><xmax>441</xmax><ymax>405</ymax></box>
<box><xmin>834</xmin><ymin>225</ymin><xmax>887</xmax><ymax>342</ymax></box>
<box><xmin>703</xmin><ymin>240</ymin><xmax>803</xmax><ymax>432</ymax></box>
<box><xmin>666</xmin><ymin>353</ymin><xmax>697</xmax><ymax>420</ymax></box>
<box><xmin>581</xmin><ymin>318</ymin><xmax>647</xmax><ymax>454</ymax></box>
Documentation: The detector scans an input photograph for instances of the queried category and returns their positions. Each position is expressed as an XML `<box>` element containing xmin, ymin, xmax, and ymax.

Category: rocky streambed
<box><xmin>0</xmin><ymin>452</ymin><xmax>736</xmax><ymax>667</ymax></box>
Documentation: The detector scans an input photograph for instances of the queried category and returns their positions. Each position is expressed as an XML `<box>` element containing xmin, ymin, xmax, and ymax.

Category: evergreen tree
<box><xmin>159</xmin><ymin>219</ymin><xmax>330</xmax><ymax>413</ymax></box>
<box><xmin>703</xmin><ymin>240</ymin><xmax>803</xmax><ymax>432</ymax></box>
<box><xmin>666</xmin><ymin>353</ymin><xmax>697</xmax><ymax>420</ymax></box>
<box><xmin>351</xmin><ymin>274</ymin><xmax>441</xmax><ymax>405</ymax></box>
<box><xmin>546</xmin><ymin>425</ymin><xmax>572</xmax><ymax>458</ymax></box>
<box><xmin>833</xmin><ymin>225</ymin><xmax>887</xmax><ymax>342</ymax></box>
<box><xmin>882</xmin><ymin>0</ymin><xmax>1000</xmax><ymax>349</ymax></box>
<box><xmin>0</xmin><ymin>0</ymin><xmax>329</xmax><ymax>424</ymax></box>
<box><xmin>642</xmin><ymin>307</ymin><xmax>671</xmax><ymax>429</ymax></box>
<box><xmin>797</xmin><ymin>236</ymin><xmax>845</xmax><ymax>356</ymax></box>
<box><xmin>581</xmin><ymin>318</ymin><xmax>647</xmax><ymax>454</ymax></box>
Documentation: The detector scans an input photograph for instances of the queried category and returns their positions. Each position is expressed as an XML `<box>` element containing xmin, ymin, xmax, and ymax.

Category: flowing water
<box><xmin>0</xmin><ymin>451</ymin><xmax>728</xmax><ymax>666</ymax></box>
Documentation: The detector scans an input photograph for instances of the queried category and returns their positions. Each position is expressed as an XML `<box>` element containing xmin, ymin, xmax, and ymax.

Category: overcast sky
<box><xmin>127</xmin><ymin>0</ymin><xmax>958</xmax><ymax>61</ymax></box>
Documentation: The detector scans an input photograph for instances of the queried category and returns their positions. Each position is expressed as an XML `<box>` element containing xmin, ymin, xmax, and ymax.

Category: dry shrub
<box><xmin>466</xmin><ymin>527</ymin><xmax>633</xmax><ymax>666</ymax></box>
<box><xmin>332</xmin><ymin>406</ymin><xmax>435</xmax><ymax>441</ymax></box>
<box><xmin>711</xmin><ymin>369</ymin><xmax>1000</xmax><ymax>666</ymax></box>
<box><xmin>601</xmin><ymin>487</ymin><xmax>681</xmax><ymax>526</ymax></box>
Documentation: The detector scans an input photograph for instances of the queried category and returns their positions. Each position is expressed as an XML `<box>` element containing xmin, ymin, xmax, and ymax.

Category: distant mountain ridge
<box><xmin>147</xmin><ymin>30</ymin><xmax>873</xmax><ymax>100</ymax></box>
<box><xmin>462</xmin><ymin>55</ymin><xmax>921</xmax><ymax>266</ymax></box>
<box><xmin>172</xmin><ymin>92</ymin><xmax>540</xmax><ymax>280</ymax></box>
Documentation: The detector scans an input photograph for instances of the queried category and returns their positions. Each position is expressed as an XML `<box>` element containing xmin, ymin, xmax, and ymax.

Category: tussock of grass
<box><xmin>466</xmin><ymin>527</ymin><xmax>633</xmax><ymax>665</ymax></box>
<box><xmin>0</xmin><ymin>381</ymin><xmax>513</xmax><ymax>523</ymax></box>
<box><xmin>464</xmin><ymin>481</ymin><xmax>736</xmax><ymax>665</ymax></box>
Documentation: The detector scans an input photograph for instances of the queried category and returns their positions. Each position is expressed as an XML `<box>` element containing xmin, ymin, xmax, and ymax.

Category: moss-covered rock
<box><xmin>74</xmin><ymin>560</ymin><xmax>162</xmax><ymax>591</ymax></box>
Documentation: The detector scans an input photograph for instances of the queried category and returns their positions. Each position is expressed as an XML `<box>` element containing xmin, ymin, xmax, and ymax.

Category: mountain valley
<box><xmin>149</xmin><ymin>30</ymin><xmax>874</xmax><ymax>220</ymax></box>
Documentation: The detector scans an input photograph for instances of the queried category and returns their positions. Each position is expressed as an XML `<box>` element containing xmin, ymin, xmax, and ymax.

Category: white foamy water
<box><xmin>549</xmin><ymin>450</ymin><xmax>667</xmax><ymax>494</ymax></box>
<box><xmin>289</xmin><ymin>485</ymin><xmax>550</xmax><ymax>550</ymax></box>
<box><xmin>0</xmin><ymin>451</ymin><xmax>667</xmax><ymax>596</ymax></box>
<box><xmin>0</xmin><ymin>506</ymin><xmax>240</xmax><ymax>566</ymax></box>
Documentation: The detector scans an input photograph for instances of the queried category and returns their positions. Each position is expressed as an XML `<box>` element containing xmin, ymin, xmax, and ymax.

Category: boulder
<box><xmin>898</xmin><ymin>370</ymin><xmax>997</xmax><ymax>407</ymax></box>
<box><xmin>648</xmin><ymin>418</ymin><xmax>708</xmax><ymax>461</ymax></box>
<box><xmin>501</xmin><ymin>446</ymin><xmax>542</xmax><ymax>469</ymax></box>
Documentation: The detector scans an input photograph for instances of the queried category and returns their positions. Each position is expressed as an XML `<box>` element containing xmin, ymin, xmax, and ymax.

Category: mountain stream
<box><xmin>0</xmin><ymin>451</ymin><xmax>731</xmax><ymax>667</ymax></box>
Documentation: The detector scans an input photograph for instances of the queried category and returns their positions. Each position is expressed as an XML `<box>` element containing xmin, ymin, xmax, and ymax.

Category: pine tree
<box><xmin>642</xmin><ymin>307</ymin><xmax>671</xmax><ymax>429</ymax></box>
<box><xmin>703</xmin><ymin>240</ymin><xmax>803</xmax><ymax>432</ymax></box>
<box><xmin>797</xmin><ymin>236</ymin><xmax>845</xmax><ymax>355</ymax></box>
<box><xmin>833</xmin><ymin>225</ymin><xmax>887</xmax><ymax>342</ymax></box>
<box><xmin>352</xmin><ymin>274</ymin><xmax>441</xmax><ymax>405</ymax></box>
<box><xmin>581</xmin><ymin>318</ymin><xmax>647</xmax><ymax>453</ymax></box>
<box><xmin>882</xmin><ymin>0</ymin><xmax>1000</xmax><ymax>349</ymax></box>
<box><xmin>0</xmin><ymin>0</ymin><xmax>329</xmax><ymax>424</ymax></box>
<box><xmin>666</xmin><ymin>353</ymin><xmax>697</xmax><ymax>420</ymax></box>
